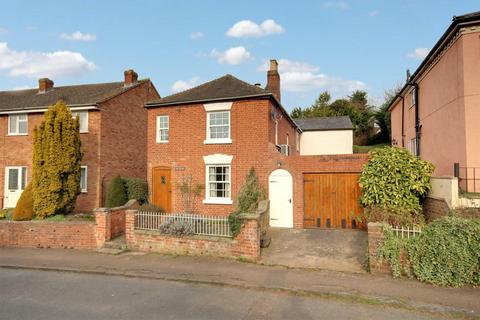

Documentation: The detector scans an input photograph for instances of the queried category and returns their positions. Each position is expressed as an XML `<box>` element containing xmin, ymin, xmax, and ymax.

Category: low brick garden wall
<box><xmin>0</xmin><ymin>220</ymin><xmax>97</xmax><ymax>250</ymax></box>
<box><xmin>125</xmin><ymin>201</ymin><xmax>268</xmax><ymax>261</ymax></box>
<box><xmin>94</xmin><ymin>200</ymin><xmax>139</xmax><ymax>247</ymax></box>
<box><xmin>367</xmin><ymin>222</ymin><xmax>391</xmax><ymax>274</ymax></box>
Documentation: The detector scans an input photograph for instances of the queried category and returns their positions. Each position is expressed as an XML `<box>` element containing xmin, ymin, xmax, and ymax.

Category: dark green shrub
<box><xmin>105</xmin><ymin>176</ymin><xmax>127</xmax><ymax>208</ymax></box>
<box><xmin>378</xmin><ymin>217</ymin><xmax>480</xmax><ymax>286</ymax></box>
<box><xmin>359</xmin><ymin>147</ymin><xmax>434</xmax><ymax>225</ymax></box>
<box><xmin>13</xmin><ymin>183</ymin><xmax>34</xmax><ymax>221</ymax></box>
<box><xmin>229</xmin><ymin>168</ymin><xmax>266</xmax><ymax>237</ymax></box>
<box><xmin>124</xmin><ymin>178</ymin><xmax>148</xmax><ymax>204</ymax></box>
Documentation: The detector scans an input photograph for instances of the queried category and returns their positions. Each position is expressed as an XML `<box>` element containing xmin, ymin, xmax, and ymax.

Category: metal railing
<box><xmin>454</xmin><ymin>163</ymin><xmax>480</xmax><ymax>193</ymax></box>
<box><xmin>392</xmin><ymin>226</ymin><xmax>422</xmax><ymax>239</ymax></box>
<box><xmin>135</xmin><ymin>211</ymin><xmax>232</xmax><ymax>238</ymax></box>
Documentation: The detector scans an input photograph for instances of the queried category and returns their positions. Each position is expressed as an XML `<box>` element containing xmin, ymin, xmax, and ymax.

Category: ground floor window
<box><xmin>206</xmin><ymin>165</ymin><xmax>231</xmax><ymax>200</ymax></box>
<box><xmin>80</xmin><ymin>166</ymin><xmax>88</xmax><ymax>192</ymax></box>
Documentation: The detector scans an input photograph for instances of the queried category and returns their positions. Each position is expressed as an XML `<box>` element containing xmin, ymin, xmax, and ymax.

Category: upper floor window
<box><xmin>411</xmin><ymin>87</ymin><xmax>417</xmax><ymax>108</ymax></box>
<box><xmin>71</xmin><ymin>111</ymin><xmax>89</xmax><ymax>133</ymax></box>
<box><xmin>156</xmin><ymin>115</ymin><xmax>169</xmax><ymax>143</ymax></box>
<box><xmin>409</xmin><ymin>138</ymin><xmax>418</xmax><ymax>156</ymax></box>
<box><xmin>8</xmin><ymin>114</ymin><xmax>28</xmax><ymax>135</ymax></box>
<box><xmin>206</xmin><ymin>111</ymin><xmax>231</xmax><ymax>143</ymax></box>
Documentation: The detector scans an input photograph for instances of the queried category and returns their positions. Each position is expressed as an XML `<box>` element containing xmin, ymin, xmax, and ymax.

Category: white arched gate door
<box><xmin>269</xmin><ymin>169</ymin><xmax>293</xmax><ymax>228</ymax></box>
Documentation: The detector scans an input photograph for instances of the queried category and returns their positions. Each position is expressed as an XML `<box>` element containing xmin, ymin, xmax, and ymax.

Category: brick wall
<box><xmin>367</xmin><ymin>222</ymin><xmax>391</xmax><ymax>274</ymax></box>
<box><xmin>0</xmin><ymin>220</ymin><xmax>96</xmax><ymax>250</ymax></box>
<box><xmin>125</xmin><ymin>209</ymin><xmax>262</xmax><ymax>261</ymax></box>
<box><xmin>422</xmin><ymin>196</ymin><xmax>451</xmax><ymax>222</ymax></box>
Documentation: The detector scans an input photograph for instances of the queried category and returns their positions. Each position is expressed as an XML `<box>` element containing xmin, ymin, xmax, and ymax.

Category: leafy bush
<box><xmin>0</xmin><ymin>209</ymin><xmax>8</xmax><ymax>219</ymax></box>
<box><xmin>159</xmin><ymin>218</ymin><xmax>194</xmax><ymax>236</ymax></box>
<box><xmin>124</xmin><ymin>178</ymin><xmax>148</xmax><ymax>204</ymax></box>
<box><xmin>138</xmin><ymin>203</ymin><xmax>165</xmax><ymax>213</ymax></box>
<box><xmin>105</xmin><ymin>176</ymin><xmax>127</xmax><ymax>208</ymax></box>
<box><xmin>359</xmin><ymin>147</ymin><xmax>434</xmax><ymax>225</ymax></box>
<box><xmin>33</xmin><ymin>100</ymin><xmax>83</xmax><ymax>218</ymax></box>
<box><xmin>13</xmin><ymin>183</ymin><xmax>34</xmax><ymax>221</ymax></box>
<box><xmin>229</xmin><ymin>168</ymin><xmax>266</xmax><ymax>237</ymax></box>
<box><xmin>378</xmin><ymin>217</ymin><xmax>480</xmax><ymax>286</ymax></box>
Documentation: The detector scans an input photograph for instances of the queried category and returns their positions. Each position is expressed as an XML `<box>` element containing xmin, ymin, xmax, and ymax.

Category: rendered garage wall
<box><xmin>299</xmin><ymin>130</ymin><xmax>353</xmax><ymax>155</ymax></box>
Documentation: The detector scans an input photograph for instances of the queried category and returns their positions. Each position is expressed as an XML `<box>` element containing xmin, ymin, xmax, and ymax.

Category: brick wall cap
<box><xmin>367</xmin><ymin>222</ymin><xmax>385</xmax><ymax>228</ymax></box>
<box><xmin>134</xmin><ymin>230</ymin><xmax>234</xmax><ymax>242</ymax></box>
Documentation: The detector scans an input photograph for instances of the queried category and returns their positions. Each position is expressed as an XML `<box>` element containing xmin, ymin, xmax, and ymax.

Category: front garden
<box><xmin>360</xmin><ymin>147</ymin><xmax>480</xmax><ymax>287</ymax></box>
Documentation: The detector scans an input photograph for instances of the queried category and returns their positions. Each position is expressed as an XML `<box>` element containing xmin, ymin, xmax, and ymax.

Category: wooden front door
<box><xmin>152</xmin><ymin>167</ymin><xmax>172</xmax><ymax>212</ymax></box>
<box><xmin>303</xmin><ymin>173</ymin><xmax>365</xmax><ymax>229</ymax></box>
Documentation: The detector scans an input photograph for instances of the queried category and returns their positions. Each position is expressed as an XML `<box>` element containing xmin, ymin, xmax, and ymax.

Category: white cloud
<box><xmin>60</xmin><ymin>31</ymin><xmax>96</xmax><ymax>41</ymax></box>
<box><xmin>211</xmin><ymin>46</ymin><xmax>252</xmax><ymax>65</ymax></box>
<box><xmin>171</xmin><ymin>77</ymin><xmax>200</xmax><ymax>93</ymax></box>
<box><xmin>258</xmin><ymin>59</ymin><xmax>366</xmax><ymax>93</ymax></box>
<box><xmin>190</xmin><ymin>31</ymin><xmax>204</xmax><ymax>39</ymax></box>
<box><xmin>407</xmin><ymin>48</ymin><xmax>430</xmax><ymax>60</ymax></box>
<box><xmin>11</xmin><ymin>85</ymin><xmax>33</xmax><ymax>91</ymax></box>
<box><xmin>226</xmin><ymin>19</ymin><xmax>284</xmax><ymax>38</ymax></box>
<box><xmin>0</xmin><ymin>42</ymin><xmax>96</xmax><ymax>78</ymax></box>
<box><xmin>321</xmin><ymin>1</ymin><xmax>351</xmax><ymax>10</ymax></box>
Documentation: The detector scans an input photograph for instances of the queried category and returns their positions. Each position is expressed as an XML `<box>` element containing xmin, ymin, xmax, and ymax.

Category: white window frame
<box><xmin>409</xmin><ymin>138</ymin><xmax>418</xmax><ymax>156</ymax></box>
<box><xmin>203</xmin><ymin>102</ymin><xmax>232</xmax><ymax>144</ymax></box>
<box><xmin>156</xmin><ymin>115</ymin><xmax>169</xmax><ymax>143</ymax></box>
<box><xmin>80</xmin><ymin>166</ymin><xmax>88</xmax><ymax>193</ymax></box>
<box><xmin>411</xmin><ymin>87</ymin><xmax>417</xmax><ymax>108</ymax></box>
<box><xmin>203</xmin><ymin>154</ymin><xmax>233</xmax><ymax>204</ymax></box>
<box><xmin>8</xmin><ymin>114</ymin><xmax>28</xmax><ymax>136</ymax></box>
<box><xmin>71</xmin><ymin>111</ymin><xmax>89</xmax><ymax>133</ymax></box>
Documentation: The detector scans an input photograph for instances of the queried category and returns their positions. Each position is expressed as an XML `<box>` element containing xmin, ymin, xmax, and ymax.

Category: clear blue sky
<box><xmin>0</xmin><ymin>1</ymin><xmax>478</xmax><ymax>111</ymax></box>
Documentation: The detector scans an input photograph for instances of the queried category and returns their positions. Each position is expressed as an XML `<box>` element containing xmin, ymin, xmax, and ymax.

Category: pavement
<box><xmin>0</xmin><ymin>248</ymin><xmax>479</xmax><ymax>319</ymax></box>
<box><xmin>0</xmin><ymin>268</ymin><xmax>449</xmax><ymax>320</ymax></box>
<box><xmin>260</xmin><ymin>228</ymin><xmax>368</xmax><ymax>273</ymax></box>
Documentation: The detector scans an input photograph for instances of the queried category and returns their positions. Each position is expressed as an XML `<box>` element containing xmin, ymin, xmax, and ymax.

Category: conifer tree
<box><xmin>32</xmin><ymin>100</ymin><xmax>83</xmax><ymax>218</ymax></box>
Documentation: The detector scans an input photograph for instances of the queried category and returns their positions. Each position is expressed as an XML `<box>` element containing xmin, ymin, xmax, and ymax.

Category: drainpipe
<box><xmin>413</xmin><ymin>83</ymin><xmax>420</xmax><ymax>156</ymax></box>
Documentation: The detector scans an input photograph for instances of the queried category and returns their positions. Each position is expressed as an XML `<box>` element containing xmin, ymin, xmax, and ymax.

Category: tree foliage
<box><xmin>359</xmin><ymin>147</ymin><xmax>434</xmax><ymax>223</ymax></box>
<box><xmin>290</xmin><ymin>90</ymin><xmax>374</xmax><ymax>143</ymax></box>
<box><xmin>105</xmin><ymin>176</ymin><xmax>127</xmax><ymax>208</ymax></box>
<box><xmin>13</xmin><ymin>183</ymin><xmax>34</xmax><ymax>221</ymax></box>
<box><xmin>33</xmin><ymin>101</ymin><xmax>83</xmax><ymax>218</ymax></box>
<box><xmin>124</xmin><ymin>177</ymin><xmax>148</xmax><ymax>204</ymax></box>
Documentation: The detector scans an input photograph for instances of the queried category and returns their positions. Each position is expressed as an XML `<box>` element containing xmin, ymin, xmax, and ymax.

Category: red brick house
<box><xmin>0</xmin><ymin>70</ymin><xmax>159</xmax><ymax>212</ymax></box>
<box><xmin>146</xmin><ymin>60</ymin><xmax>367</xmax><ymax>229</ymax></box>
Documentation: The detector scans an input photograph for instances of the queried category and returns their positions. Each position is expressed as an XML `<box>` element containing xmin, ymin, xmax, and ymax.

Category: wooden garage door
<box><xmin>304</xmin><ymin>173</ymin><xmax>365</xmax><ymax>229</ymax></box>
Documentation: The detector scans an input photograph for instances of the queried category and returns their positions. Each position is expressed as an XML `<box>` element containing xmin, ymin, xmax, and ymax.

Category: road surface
<box><xmin>0</xmin><ymin>268</ymin><xmax>446</xmax><ymax>319</ymax></box>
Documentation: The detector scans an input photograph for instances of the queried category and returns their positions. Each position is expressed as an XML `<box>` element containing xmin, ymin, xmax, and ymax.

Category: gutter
<box><xmin>0</xmin><ymin>104</ymin><xmax>99</xmax><ymax>115</ymax></box>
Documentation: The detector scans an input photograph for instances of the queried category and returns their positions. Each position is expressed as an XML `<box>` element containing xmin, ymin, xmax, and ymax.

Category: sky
<box><xmin>0</xmin><ymin>0</ymin><xmax>478</xmax><ymax>111</ymax></box>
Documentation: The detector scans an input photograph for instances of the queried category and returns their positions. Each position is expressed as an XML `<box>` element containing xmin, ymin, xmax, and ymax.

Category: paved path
<box><xmin>0</xmin><ymin>268</ymin><xmax>447</xmax><ymax>320</ymax></box>
<box><xmin>260</xmin><ymin>228</ymin><xmax>368</xmax><ymax>273</ymax></box>
<box><xmin>0</xmin><ymin>248</ymin><xmax>478</xmax><ymax>318</ymax></box>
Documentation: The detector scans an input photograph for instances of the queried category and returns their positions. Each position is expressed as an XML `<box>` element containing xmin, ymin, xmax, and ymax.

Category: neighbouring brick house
<box><xmin>146</xmin><ymin>60</ymin><xmax>367</xmax><ymax>229</ymax></box>
<box><xmin>389</xmin><ymin>11</ymin><xmax>480</xmax><ymax>192</ymax></box>
<box><xmin>0</xmin><ymin>70</ymin><xmax>159</xmax><ymax>212</ymax></box>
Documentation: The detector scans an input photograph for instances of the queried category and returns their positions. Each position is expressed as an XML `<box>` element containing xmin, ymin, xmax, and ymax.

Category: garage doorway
<box><xmin>269</xmin><ymin>169</ymin><xmax>293</xmax><ymax>228</ymax></box>
<box><xmin>303</xmin><ymin>173</ymin><xmax>364</xmax><ymax>229</ymax></box>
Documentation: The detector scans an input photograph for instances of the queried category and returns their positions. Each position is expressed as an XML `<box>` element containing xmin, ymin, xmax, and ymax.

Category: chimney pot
<box><xmin>38</xmin><ymin>78</ymin><xmax>54</xmax><ymax>93</ymax></box>
<box><xmin>266</xmin><ymin>59</ymin><xmax>281</xmax><ymax>102</ymax></box>
<box><xmin>124</xmin><ymin>69</ymin><xmax>138</xmax><ymax>86</ymax></box>
<box><xmin>255</xmin><ymin>83</ymin><xmax>261</xmax><ymax>87</ymax></box>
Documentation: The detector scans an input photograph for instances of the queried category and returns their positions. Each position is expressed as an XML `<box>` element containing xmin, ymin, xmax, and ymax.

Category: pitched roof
<box><xmin>388</xmin><ymin>11</ymin><xmax>480</xmax><ymax>111</ymax></box>
<box><xmin>294</xmin><ymin>116</ymin><xmax>353</xmax><ymax>131</ymax></box>
<box><xmin>146</xmin><ymin>74</ymin><xmax>271</xmax><ymax>107</ymax></box>
<box><xmin>0</xmin><ymin>80</ymin><xmax>148</xmax><ymax>112</ymax></box>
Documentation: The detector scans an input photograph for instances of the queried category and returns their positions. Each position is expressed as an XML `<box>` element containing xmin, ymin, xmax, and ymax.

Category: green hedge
<box><xmin>378</xmin><ymin>216</ymin><xmax>480</xmax><ymax>287</ymax></box>
<box><xmin>105</xmin><ymin>176</ymin><xmax>149</xmax><ymax>208</ymax></box>
<box><xmin>124</xmin><ymin>178</ymin><xmax>148</xmax><ymax>204</ymax></box>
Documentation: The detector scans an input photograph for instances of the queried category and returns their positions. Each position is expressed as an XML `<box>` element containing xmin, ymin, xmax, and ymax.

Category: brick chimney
<box><xmin>124</xmin><ymin>69</ymin><xmax>138</xmax><ymax>86</ymax></box>
<box><xmin>266</xmin><ymin>59</ymin><xmax>281</xmax><ymax>102</ymax></box>
<box><xmin>38</xmin><ymin>78</ymin><xmax>54</xmax><ymax>93</ymax></box>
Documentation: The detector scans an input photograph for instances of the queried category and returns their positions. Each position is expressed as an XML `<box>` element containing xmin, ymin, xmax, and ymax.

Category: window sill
<box><xmin>203</xmin><ymin>198</ymin><xmax>233</xmax><ymax>205</ymax></box>
<box><xmin>7</xmin><ymin>133</ymin><xmax>28</xmax><ymax>136</ymax></box>
<box><xmin>203</xmin><ymin>138</ymin><xmax>232</xmax><ymax>145</ymax></box>
<box><xmin>156</xmin><ymin>140</ymin><xmax>169</xmax><ymax>144</ymax></box>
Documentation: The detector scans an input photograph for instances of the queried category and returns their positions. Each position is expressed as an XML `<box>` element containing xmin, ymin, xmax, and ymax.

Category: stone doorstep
<box><xmin>98</xmin><ymin>235</ymin><xmax>127</xmax><ymax>255</ymax></box>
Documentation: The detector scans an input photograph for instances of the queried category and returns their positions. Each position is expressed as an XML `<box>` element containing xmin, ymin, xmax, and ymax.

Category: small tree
<box><xmin>359</xmin><ymin>147</ymin><xmax>434</xmax><ymax>225</ymax></box>
<box><xmin>177</xmin><ymin>175</ymin><xmax>203</xmax><ymax>213</ymax></box>
<box><xmin>229</xmin><ymin>168</ymin><xmax>266</xmax><ymax>236</ymax></box>
<box><xmin>33</xmin><ymin>100</ymin><xmax>83</xmax><ymax>218</ymax></box>
<box><xmin>105</xmin><ymin>176</ymin><xmax>128</xmax><ymax>208</ymax></box>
